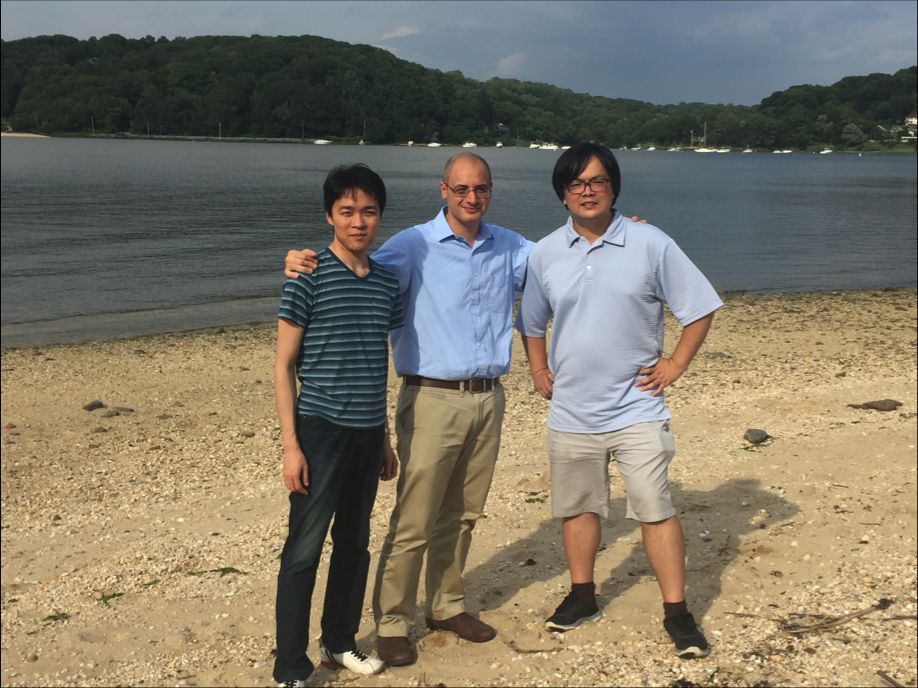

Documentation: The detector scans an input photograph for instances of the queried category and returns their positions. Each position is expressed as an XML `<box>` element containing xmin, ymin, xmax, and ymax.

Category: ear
<box><xmin>325</xmin><ymin>212</ymin><xmax>334</xmax><ymax>227</ymax></box>
<box><xmin>439</xmin><ymin>181</ymin><xmax>448</xmax><ymax>201</ymax></box>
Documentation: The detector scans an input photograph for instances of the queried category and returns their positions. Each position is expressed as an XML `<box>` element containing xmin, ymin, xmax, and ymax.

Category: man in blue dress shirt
<box><xmin>284</xmin><ymin>153</ymin><xmax>531</xmax><ymax>666</ymax></box>
<box><xmin>516</xmin><ymin>143</ymin><xmax>722</xmax><ymax>659</ymax></box>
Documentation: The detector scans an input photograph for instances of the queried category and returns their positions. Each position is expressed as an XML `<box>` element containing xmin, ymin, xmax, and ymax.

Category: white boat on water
<box><xmin>313</xmin><ymin>139</ymin><xmax>332</xmax><ymax>145</ymax></box>
<box><xmin>646</xmin><ymin>146</ymin><xmax>656</xmax><ymax>151</ymax></box>
<box><xmin>742</xmin><ymin>148</ymin><xmax>753</xmax><ymax>153</ymax></box>
<box><xmin>819</xmin><ymin>149</ymin><xmax>833</xmax><ymax>154</ymax></box>
<box><xmin>539</xmin><ymin>143</ymin><xmax>559</xmax><ymax>151</ymax></box>
<box><xmin>427</xmin><ymin>142</ymin><xmax>442</xmax><ymax>147</ymax></box>
<box><xmin>630</xmin><ymin>146</ymin><xmax>642</xmax><ymax>151</ymax></box>
<box><xmin>694</xmin><ymin>147</ymin><xmax>716</xmax><ymax>153</ymax></box>
<box><xmin>561</xmin><ymin>145</ymin><xmax>570</xmax><ymax>150</ymax></box>
<box><xmin>667</xmin><ymin>146</ymin><xmax>681</xmax><ymax>152</ymax></box>
<box><xmin>462</xmin><ymin>141</ymin><xmax>478</xmax><ymax>148</ymax></box>
<box><xmin>407</xmin><ymin>140</ymin><xmax>414</xmax><ymax>146</ymax></box>
<box><xmin>716</xmin><ymin>148</ymin><xmax>731</xmax><ymax>153</ymax></box>
<box><xmin>495</xmin><ymin>141</ymin><xmax>503</xmax><ymax>148</ymax></box>
<box><xmin>529</xmin><ymin>143</ymin><xmax>541</xmax><ymax>149</ymax></box>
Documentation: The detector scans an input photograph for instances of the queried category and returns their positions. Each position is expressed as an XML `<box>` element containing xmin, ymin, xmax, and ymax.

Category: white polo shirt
<box><xmin>516</xmin><ymin>211</ymin><xmax>723</xmax><ymax>433</ymax></box>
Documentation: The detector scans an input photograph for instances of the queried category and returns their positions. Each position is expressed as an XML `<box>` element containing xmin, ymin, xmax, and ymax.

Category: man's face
<box><xmin>326</xmin><ymin>188</ymin><xmax>380</xmax><ymax>254</ymax></box>
<box><xmin>439</xmin><ymin>157</ymin><xmax>492</xmax><ymax>225</ymax></box>
<box><xmin>563</xmin><ymin>156</ymin><xmax>616</xmax><ymax>223</ymax></box>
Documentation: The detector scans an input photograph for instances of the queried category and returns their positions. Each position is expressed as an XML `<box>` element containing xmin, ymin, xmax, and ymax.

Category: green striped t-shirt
<box><xmin>278</xmin><ymin>248</ymin><xmax>404</xmax><ymax>428</ymax></box>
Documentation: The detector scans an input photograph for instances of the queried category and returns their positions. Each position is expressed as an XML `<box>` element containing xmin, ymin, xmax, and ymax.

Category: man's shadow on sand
<box><xmin>349</xmin><ymin>477</ymin><xmax>797</xmax><ymax>659</ymax></box>
<box><xmin>463</xmin><ymin>477</ymin><xmax>799</xmax><ymax>625</ymax></box>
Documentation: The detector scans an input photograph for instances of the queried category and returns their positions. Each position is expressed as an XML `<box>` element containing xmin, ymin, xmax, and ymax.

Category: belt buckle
<box><xmin>466</xmin><ymin>378</ymin><xmax>488</xmax><ymax>393</ymax></box>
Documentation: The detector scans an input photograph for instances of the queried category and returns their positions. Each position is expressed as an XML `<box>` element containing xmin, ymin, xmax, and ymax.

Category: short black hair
<box><xmin>551</xmin><ymin>143</ymin><xmax>621</xmax><ymax>205</ymax></box>
<box><xmin>323</xmin><ymin>164</ymin><xmax>387</xmax><ymax>215</ymax></box>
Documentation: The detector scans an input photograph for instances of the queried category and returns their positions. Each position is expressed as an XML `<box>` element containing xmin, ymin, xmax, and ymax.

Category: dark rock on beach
<box><xmin>848</xmin><ymin>399</ymin><xmax>903</xmax><ymax>412</ymax></box>
<box><xmin>744</xmin><ymin>428</ymin><xmax>770</xmax><ymax>444</ymax></box>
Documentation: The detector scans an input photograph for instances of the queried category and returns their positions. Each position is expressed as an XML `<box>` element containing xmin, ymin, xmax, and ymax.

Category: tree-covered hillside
<box><xmin>2</xmin><ymin>33</ymin><xmax>915</xmax><ymax>149</ymax></box>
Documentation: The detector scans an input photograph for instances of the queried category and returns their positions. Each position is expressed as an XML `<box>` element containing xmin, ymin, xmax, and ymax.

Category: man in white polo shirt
<box><xmin>516</xmin><ymin>142</ymin><xmax>722</xmax><ymax>659</ymax></box>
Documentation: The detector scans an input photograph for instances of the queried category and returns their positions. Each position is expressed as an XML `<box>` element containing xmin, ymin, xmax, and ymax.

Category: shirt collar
<box><xmin>431</xmin><ymin>207</ymin><xmax>493</xmax><ymax>243</ymax></box>
<box><xmin>563</xmin><ymin>209</ymin><xmax>625</xmax><ymax>247</ymax></box>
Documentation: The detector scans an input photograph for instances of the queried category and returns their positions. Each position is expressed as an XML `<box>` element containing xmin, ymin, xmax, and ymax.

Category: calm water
<box><xmin>2</xmin><ymin>137</ymin><xmax>916</xmax><ymax>347</ymax></box>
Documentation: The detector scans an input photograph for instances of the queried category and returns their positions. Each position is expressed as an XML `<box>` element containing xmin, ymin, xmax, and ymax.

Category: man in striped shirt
<box><xmin>273</xmin><ymin>164</ymin><xmax>404</xmax><ymax>687</ymax></box>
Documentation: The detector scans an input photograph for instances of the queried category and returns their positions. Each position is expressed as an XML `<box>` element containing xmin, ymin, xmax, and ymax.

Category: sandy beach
<box><xmin>1</xmin><ymin>288</ymin><xmax>916</xmax><ymax>687</ymax></box>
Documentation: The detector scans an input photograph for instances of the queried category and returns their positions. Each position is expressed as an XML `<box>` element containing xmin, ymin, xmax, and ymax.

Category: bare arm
<box><xmin>275</xmin><ymin>318</ymin><xmax>309</xmax><ymax>494</ymax></box>
<box><xmin>521</xmin><ymin>334</ymin><xmax>554</xmax><ymax>399</ymax></box>
<box><xmin>636</xmin><ymin>312</ymin><xmax>715</xmax><ymax>397</ymax></box>
<box><xmin>284</xmin><ymin>249</ymin><xmax>319</xmax><ymax>279</ymax></box>
<box><xmin>380</xmin><ymin>436</ymin><xmax>398</xmax><ymax>481</ymax></box>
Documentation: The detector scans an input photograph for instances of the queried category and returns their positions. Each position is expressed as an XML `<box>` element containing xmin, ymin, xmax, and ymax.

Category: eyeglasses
<box><xmin>443</xmin><ymin>183</ymin><xmax>492</xmax><ymax>198</ymax></box>
<box><xmin>565</xmin><ymin>177</ymin><xmax>611</xmax><ymax>194</ymax></box>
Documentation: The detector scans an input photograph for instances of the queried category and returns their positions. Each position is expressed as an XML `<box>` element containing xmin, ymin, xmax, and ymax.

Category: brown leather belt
<box><xmin>403</xmin><ymin>375</ymin><xmax>500</xmax><ymax>393</ymax></box>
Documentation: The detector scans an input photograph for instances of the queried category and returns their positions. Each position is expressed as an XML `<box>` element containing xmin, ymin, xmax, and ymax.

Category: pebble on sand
<box><xmin>744</xmin><ymin>428</ymin><xmax>770</xmax><ymax>444</ymax></box>
<box><xmin>847</xmin><ymin>399</ymin><xmax>903</xmax><ymax>412</ymax></box>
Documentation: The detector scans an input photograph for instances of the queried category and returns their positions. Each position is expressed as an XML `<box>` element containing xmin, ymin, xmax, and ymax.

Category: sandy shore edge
<box><xmin>2</xmin><ymin>288</ymin><xmax>916</xmax><ymax>687</ymax></box>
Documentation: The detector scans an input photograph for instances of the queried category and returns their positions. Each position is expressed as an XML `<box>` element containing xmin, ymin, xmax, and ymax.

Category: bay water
<box><xmin>1</xmin><ymin>137</ymin><xmax>915</xmax><ymax>347</ymax></box>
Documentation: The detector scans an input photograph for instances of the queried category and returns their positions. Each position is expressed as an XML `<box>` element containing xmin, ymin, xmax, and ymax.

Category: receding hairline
<box><xmin>441</xmin><ymin>152</ymin><xmax>492</xmax><ymax>184</ymax></box>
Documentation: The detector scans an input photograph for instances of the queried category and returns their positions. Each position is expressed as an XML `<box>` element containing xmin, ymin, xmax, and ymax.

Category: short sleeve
<box><xmin>515</xmin><ymin>250</ymin><xmax>553</xmax><ymax>337</ymax></box>
<box><xmin>277</xmin><ymin>276</ymin><xmax>315</xmax><ymax>328</ymax></box>
<box><xmin>389</xmin><ymin>286</ymin><xmax>405</xmax><ymax>331</ymax></box>
<box><xmin>654</xmin><ymin>240</ymin><xmax>723</xmax><ymax>326</ymax></box>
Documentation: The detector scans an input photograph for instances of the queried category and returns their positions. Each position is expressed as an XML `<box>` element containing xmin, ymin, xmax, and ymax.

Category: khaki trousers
<box><xmin>373</xmin><ymin>383</ymin><xmax>505</xmax><ymax>637</ymax></box>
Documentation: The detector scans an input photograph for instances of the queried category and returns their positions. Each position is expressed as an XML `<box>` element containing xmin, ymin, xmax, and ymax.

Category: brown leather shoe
<box><xmin>376</xmin><ymin>636</ymin><xmax>416</xmax><ymax>666</ymax></box>
<box><xmin>426</xmin><ymin>612</ymin><xmax>496</xmax><ymax>643</ymax></box>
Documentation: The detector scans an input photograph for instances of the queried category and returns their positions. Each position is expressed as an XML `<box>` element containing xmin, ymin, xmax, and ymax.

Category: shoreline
<box><xmin>3</xmin><ymin>286</ymin><xmax>917</xmax><ymax>351</ymax></box>
<box><xmin>2</xmin><ymin>287</ymin><xmax>916</xmax><ymax>687</ymax></box>
<box><xmin>3</xmin><ymin>131</ymin><xmax>916</xmax><ymax>154</ymax></box>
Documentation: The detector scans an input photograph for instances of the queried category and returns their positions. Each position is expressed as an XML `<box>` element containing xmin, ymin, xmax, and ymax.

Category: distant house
<box><xmin>906</xmin><ymin>112</ymin><xmax>918</xmax><ymax>127</ymax></box>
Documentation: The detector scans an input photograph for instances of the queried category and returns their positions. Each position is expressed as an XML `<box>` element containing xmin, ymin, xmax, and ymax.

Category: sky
<box><xmin>1</xmin><ymin>1</ymin><xmax>915</xmax><ymax>106</ymax></box>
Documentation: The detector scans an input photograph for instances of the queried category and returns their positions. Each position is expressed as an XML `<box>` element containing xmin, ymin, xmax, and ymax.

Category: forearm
<box><xmin>274</xmin><ymin>361</ymin><xmax>300</xmax><ymax>451</ymax></box>
<box><xmin>670</xmin><ymin>313</ymin><xmax>715</xmax><ymax>370</ymax></box>
<box><xmin>275</xmin><ymin>319</ymin><xmax>304</xmax><ymax>452</ymax></box>
<box><xmin>521</xmin><ymin>334</ymin><xmax>549</xmax><ymax>373</ymax></box>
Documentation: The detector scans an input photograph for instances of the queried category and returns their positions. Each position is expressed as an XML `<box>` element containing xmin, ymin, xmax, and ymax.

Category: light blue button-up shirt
<box><xmin>373</xmin><ymin>209</ymin><xmax>531</xmax><ymax>379</ymax></box>
<box><xmin>516</xmin><ymin>212</ymin><xmax>723</xmax><ymax>433</ymax></box>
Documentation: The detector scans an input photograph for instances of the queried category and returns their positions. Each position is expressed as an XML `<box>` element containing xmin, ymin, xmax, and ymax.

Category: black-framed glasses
<box><xmin>565</xmin><ymin>177</ymin><xmax>611</xmax><ymax>194</ymax></box>
<box><xmin>443</xmin><ymin>183</ymin><xmax>492</xmax><ymax>198</ymax></box>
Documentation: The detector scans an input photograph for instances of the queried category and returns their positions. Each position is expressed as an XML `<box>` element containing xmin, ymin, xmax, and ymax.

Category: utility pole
<box><xmin>218</xmin><ymin>121</ymin><xmax>222</xmax><ymax>140</ymax></box>
<box><xmin>90</xmin><ymin>115</ymin><xmax>95</xmax><ymax>135</ymax></box>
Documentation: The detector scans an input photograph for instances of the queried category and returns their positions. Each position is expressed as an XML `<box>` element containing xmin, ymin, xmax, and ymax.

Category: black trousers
<box><xmin>272</xmin><ymin>415</ymin><xmax>383</xmax><ymax>683</ymax></box>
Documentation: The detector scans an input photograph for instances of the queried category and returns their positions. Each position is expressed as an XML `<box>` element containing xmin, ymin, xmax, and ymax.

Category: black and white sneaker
<box><xmin>545</xmin><ymin>591</ymin><xmax>602</xmax><ymax>631</ymax></box>
<box><xmin>663</xmin><ymin>612</ymin><xmax>711</xmax><ymax>658</ymax></box>
<box><xmin>319</xmin><ymin>641</ymin><xmax>385</xmax><ymax>675</ymax></box>
<box><xmin>276</xmin><ymin>681</ymin><xmax>307</xmax><ymax>688</ymax></box>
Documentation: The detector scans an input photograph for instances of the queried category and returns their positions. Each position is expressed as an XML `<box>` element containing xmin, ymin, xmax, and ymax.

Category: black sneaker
<box><xmin>663</xmin><ymin>612</ymin><xmax>710</xmax><ymax>658</ymax></box>
<box><xmin>545</xmin><ymin>591</ymin><xmax>602</xmax><ymax>631</ymax></box>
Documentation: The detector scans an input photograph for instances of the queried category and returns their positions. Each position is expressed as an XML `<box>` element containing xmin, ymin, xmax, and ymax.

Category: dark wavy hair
<box><xmin>551</xmin><ymin>143</ymin><xmax>621</xmax><ymax>205</ymax></box>
<box><xmin>323</xmin><ymin>163</ymin><xmax>387</xmax><ymax>215</ymax></box>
